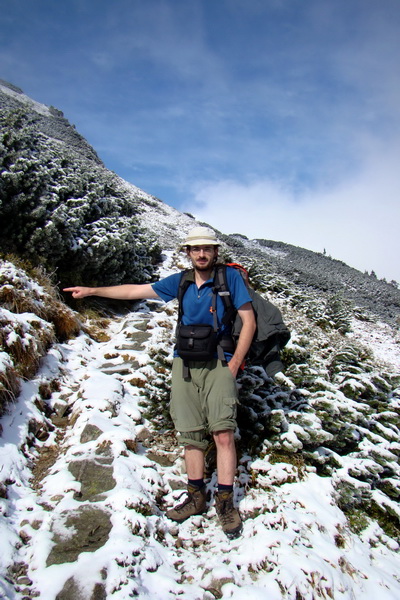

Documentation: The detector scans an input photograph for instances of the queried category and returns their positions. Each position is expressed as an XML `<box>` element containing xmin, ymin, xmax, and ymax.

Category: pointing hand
<box><xmin>63</xmin><ymin>286</ymin><xmax>92</xmax><ymax>299</ymax></box>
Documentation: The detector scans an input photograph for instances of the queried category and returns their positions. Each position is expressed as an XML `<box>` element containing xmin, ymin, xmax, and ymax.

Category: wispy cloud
<box><xmin>188</xmin><ymin>136</ymin><xmax>400</xmax><ymax>283</ymax></box>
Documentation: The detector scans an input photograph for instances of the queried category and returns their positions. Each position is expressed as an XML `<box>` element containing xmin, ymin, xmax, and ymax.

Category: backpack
<box><xmin>177</xmin><ymin>263</ymin><xmax>291</xmax><ymax>377</ymax></box>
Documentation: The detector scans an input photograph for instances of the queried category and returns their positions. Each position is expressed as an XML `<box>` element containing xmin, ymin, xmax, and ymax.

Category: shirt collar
<box><xmin>185</xmin><ymin>268</ymin><xmax>215</xmax><ymax>285</ymax></box>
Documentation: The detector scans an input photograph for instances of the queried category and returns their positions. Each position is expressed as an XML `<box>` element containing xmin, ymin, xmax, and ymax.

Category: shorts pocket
<box><xmin>209</xmin><ymin>396</ymin><xmax>237</xmax><ymax>430</ymax></box>
<box><xmin>223</xmin><ymin>396</ymin><xmax>237</xmax><ymax>420</ymax></box>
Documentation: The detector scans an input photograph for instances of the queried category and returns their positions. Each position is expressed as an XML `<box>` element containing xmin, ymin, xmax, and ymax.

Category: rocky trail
<box><xmin>2</xmin><ymin>291</ymin><xmax>400</xmax><ymax>600</ymax></box>
<box><xmin>3</xmin><ymin>297</ymin><xmax>254</xmax><ymax>599</ymax></box>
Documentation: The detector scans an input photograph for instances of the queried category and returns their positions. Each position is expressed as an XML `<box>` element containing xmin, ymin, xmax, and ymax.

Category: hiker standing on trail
<box><xmin>64</xmin><ymin>227</ymin><xmax>256</xmax><ymax>539</ymax></box>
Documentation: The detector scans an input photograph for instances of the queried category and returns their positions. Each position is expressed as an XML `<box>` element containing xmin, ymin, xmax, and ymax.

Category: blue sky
<box><xmin>1</xmin><ymin>0</ymin><xmax>400</xmax><ymax>282</ymax></box>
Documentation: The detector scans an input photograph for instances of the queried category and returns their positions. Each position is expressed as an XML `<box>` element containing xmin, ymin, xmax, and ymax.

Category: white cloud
<box><xmin>187</xmin><ymin>141</ymin><xmax>400</xmax><ymax>284</ymax></box>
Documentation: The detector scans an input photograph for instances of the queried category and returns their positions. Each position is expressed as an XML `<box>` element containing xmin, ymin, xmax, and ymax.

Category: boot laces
<box><xmin>218</xmin><ymin>495</ymin><xmax>236</xmax><ymax>524</ymax></box>
<box><xmin>174</xmin><ymin>490</ymin><xmax>194</xmax><ymax>513</ymax></box>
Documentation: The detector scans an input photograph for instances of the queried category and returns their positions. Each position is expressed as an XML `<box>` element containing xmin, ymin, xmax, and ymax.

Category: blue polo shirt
<box><xmin>152</xmin><ymin>266</ymin><xmax>252</xmax><ymax>338</ymax></box>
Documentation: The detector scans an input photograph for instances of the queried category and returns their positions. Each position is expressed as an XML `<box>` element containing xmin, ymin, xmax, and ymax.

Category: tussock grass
<box><xmin>0</xmin><ymin>255</ymin><xmax>81</xmax><ymax>341</ymax></box>
<box><xmin>0</xmin><ymin>315</ymin><xmax>55</xmax><ymax>377</ymax></box>
<box><xmin>0</xmin><ymin>256</ymin><xmax>82</xmax><ymax>415</ymax></box>
<box><xmin>0</xmin><ymin>358</ymin><xmax>20</xmax><ymax>416</ymax></box>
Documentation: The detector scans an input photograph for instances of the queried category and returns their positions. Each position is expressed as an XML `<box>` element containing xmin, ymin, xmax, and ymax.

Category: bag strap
<box><xmin>179</xmin><ymin>266</ymin><xmax>231</xmax><ymax>331</ymax></box>
<box><xmin>210</xmin><ymin>285</ymin><xmax>219</xmax><ymax>333</ymax></box>
<box><xmin>210</xmin><ymin>287</ymin><xmax>226</xmax><ymax>362</ymax></box>
<box><xmin>177</xmin><ymin>270</ymin><xmax>193</xmax><ymax>323</ymax></box>
<box><xmin>213</xmin><ymin>264</ymin><xmax>237</xmax><ymax>327</ymax></box>
<box><xmin>177</xmin><ymin>271</ymin><xmax>192</xmax><ymax>379</ymax></box>
<box><xmin>178</xmin><ymin>268</ymin><xmax>228</xmax><ymax>376</ymax></box>
<box><xmin>225</xmin><ymin>262</ymin><xmax>250</xmax><ymax>285</ymax></box>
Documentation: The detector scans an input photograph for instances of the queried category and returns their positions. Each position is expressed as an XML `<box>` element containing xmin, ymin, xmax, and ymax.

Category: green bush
<box><xmin>0</xmin><ymin>108</ymin><xmax>161</xmax><ymax>287</ymax></box>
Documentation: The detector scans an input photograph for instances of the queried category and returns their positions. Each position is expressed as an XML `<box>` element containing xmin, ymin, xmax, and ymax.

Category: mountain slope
<box><xmin>1</xmin><ymin>251</ymin><xmax>400</xmax><ymax>600</ymax></box>
<box><xmin>1</xmin><ymin>79</ymin><xmax>399</xmax><ymax>324</ymax></box>
<box><xmin>1</xmin><ymin>83</ymin><xmax>400</xmax><ymax>600</ymax></box>
<box><xmin>0</xmin><ymin>80</ymin><xmax>102</xmax><ymax>164</ymax></box>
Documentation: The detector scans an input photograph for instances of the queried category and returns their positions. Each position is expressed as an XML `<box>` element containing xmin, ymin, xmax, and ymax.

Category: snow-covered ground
<box><xmin>348</xmin><ymin>318</ymin><xmax>400</xmax><ymax>372</ymax></box>
<box><xmin>1</xmin><ymin>252</ymin><xmax>400</xmax><ymax>600</ymax></box>
<box><xmin>0</xmin><ymin>81</ymin><xmax>52</xmax><ymax>117</ymax></box>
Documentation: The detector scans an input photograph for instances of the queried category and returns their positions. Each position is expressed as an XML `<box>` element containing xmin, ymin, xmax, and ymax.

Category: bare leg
<box><xmin>213</xmin><ymin>430</ymin><xmax>242</xmax><ymax>538</ymax></box>
<box><xmin>184</xmin><ymin>445</ymin><xmax>205</xmax><ymax>480</ymax></box>
<box><xmin>213</xmin><ymin>430</ymin><xmax>236</xmax><ymax>485</ymax></box>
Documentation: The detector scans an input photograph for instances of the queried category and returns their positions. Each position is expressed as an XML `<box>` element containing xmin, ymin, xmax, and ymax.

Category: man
<box><xmin>64</xmin><ymin>227</ymin><xmax>256</xmax><ymax>539</ymax></box>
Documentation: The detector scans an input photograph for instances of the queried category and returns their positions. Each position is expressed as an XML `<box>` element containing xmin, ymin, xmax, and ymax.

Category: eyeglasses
<box><xmin>189</xmin><ymin>246</ymin><xmax>216</xmax><ymax>254</ymax></box>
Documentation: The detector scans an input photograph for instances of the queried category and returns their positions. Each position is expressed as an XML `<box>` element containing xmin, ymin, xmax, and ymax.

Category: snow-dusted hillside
<box><xmin>1</xmin><ymin>79</ymin><xmax>399</xmax><ymax>322</ymax></box>
<box><xmin>0</xmin><ymin>80</ymin><xmax>101</xmax><ymax>164</ymax></box>
<box><xmin>1</xmin><ymin>81</ymin><xmax>400</xmax><ymax>600</ymax></box>
<box><xmin>115</xmin><ymin>177</ymin><xmax>199</xmax><ymax>251</ymax></box>
<box><xmin>1</xmin><ymin>251</ymin><xmax>400</xmax><ymax>600</ymax></box>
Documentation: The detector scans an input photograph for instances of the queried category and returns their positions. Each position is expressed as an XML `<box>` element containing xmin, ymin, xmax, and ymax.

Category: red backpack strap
<box><xmin>225</xmin><ymin>262</ymin><xmax>250</xmax><ymax>285</ymax></box>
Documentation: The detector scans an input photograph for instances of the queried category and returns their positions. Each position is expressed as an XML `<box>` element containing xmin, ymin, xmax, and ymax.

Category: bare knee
<box><xmin>185</xmin><ymin>444</ymin><xmax>200</xmax><ymax>450</ymax></box>
<box><xmin>213</xmin><ymin>429</ymin><xmax>234</xmax><ymax>449</ymax></box>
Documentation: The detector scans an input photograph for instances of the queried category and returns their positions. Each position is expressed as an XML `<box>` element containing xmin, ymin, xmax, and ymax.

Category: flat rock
<box><xmin>80</xmin><ymin>424</ymin><xmax>103</xmax><ymax>443</ymax></box>
<box><xmin>47</xmin><ymin>505</ymin><xmax>112</xmax><ymax>566</ymax></box>
<box><xmin>69</xmin><ymin>459</ymin><xmax>115</xmax><ymax>501</ymax></box>
<box><xmin>56</xmin><ymin>578</ymin><xmax>106</xmax><ymax>600</ymax></box>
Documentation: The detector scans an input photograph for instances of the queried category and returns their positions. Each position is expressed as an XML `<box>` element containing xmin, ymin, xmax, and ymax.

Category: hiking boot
<box><xmin>215</xmin><ymin>491</ymin><xmax>243</xmax><ymax>539</ymax></box>
<box><xmin>166</xmin><ymin>484</ymin><xmax>207</xmax><ymax>523</ymax></box>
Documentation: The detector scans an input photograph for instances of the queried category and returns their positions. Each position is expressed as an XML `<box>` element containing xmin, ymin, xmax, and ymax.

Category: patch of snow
<box><xmin>0</xmin><ymin>82</ymin><xmax>52</xmax><ymax>117</ymax></box>
<box><xmin>348</xmin><ymin>318</ymin><xmax>400</xmax><ymax>371</ymax></box>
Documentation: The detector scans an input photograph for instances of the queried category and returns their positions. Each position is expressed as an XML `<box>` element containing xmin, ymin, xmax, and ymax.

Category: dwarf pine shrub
<box><xmin>289</xmin><ymin>291</ymin><xmax>353</xmax><ymax>334</ymax></box>
<box><xmin>0</xmin><ymin>108</ymin><xmax>161</xmax><ymax>287</ymax></box>
<box><xmin>139</xmin><ymin>347</ymin><xmax>174</xmax><ymax>430</ymax></box>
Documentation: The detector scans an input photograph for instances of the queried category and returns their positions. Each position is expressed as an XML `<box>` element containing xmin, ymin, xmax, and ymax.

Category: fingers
<box><xmin>63</xmin><ymin>287</ymin><xmax>85</xmax><ymax>298</ymax></box>
<box><xmin>228</xmin><ymin>362</ymin><xmax>239</xmax><ymax>379</ymax></box>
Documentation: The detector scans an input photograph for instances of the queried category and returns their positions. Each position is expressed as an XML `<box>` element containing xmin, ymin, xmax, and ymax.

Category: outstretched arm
<box><xmin>63</xmin><ymin>283</ymin><xmax>159</xmax><ymax>300</ymax></box>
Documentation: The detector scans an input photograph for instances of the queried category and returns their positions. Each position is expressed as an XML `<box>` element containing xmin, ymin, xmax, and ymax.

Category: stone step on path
<box><xmin>115</xmin><ymin>318</ymin><xmax>152</xmax><ymax>350</ymax></box>
<box><xmin>12</xmin><ymin>303</ymin><xmax>184</xmax><ymax>600</ymax></box>
<box><xmin>51</xmin><ymin>307</ymin><xmax>176</xmax><ymax>597</ymax></box>
<box><xmin>99</xmin><ymin>317</ymin><xmax>153</xmax><ymax>375</ymax></box>
<box><xmin>100</xmin><ymin>361</ymin><xmax>139</xmax><ymax>375</ymax></box>
<box><xmin>45</xmin><ymin>424</ymin><xmax>117</xmax><ymax>582</ymax></box>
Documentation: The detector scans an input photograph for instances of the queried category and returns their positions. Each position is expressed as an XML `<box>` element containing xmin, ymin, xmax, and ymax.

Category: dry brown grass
<box><xmin>0</xmin><ymin>285</ymin><xmax>39</xmax><ymax>314</ymax></box>
<box><xmin>0</xmin><ymin>359</ymin><xmax>20</xmax><ymax>416</ymax></box>
<box><xmin>0</xmin><ymin>260</ymin><xmax>81</xmax><ymax>342</ymax></box>
<box><xmin>80</xmin><ymin>310</ymin><xmax>112</xmax><ymax>342</ymax></box>
<box><xmin>0</xmin><ymin>257</ymin><xmax>82</xmax><ymax>415</ymax></box>
<box><xmin>43</xmin><ymin>303</ymin><xmax>81</xmax><ymax>341</ymax></box>
<box><xmin>6</xmin><ymin>320</ymin><xmax>54</xmax><ymax>371</ymax></box>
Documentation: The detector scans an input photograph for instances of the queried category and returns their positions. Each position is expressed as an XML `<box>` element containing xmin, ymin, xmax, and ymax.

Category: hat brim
<box><xmin>181</xmin><ymin>238</ymin><xmax>220</xmax><ymax>247</ymax></box>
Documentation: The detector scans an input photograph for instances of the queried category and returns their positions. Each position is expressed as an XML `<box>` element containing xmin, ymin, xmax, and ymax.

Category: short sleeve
<box><xmin>151</xmin><ymin>272</ymin><xmax>181</xmax><ymax>302</ymax></box>
<box><xmin>226</xmin><ymin>267</ymin><xmax>253</xmax><ymax>309</ymax></box>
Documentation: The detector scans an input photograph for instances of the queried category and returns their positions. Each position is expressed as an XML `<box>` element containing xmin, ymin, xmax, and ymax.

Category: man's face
<box><xmin>187</xmin><ymin>245</ymin><xmax>218</xmax><ymax>271</ymax></box>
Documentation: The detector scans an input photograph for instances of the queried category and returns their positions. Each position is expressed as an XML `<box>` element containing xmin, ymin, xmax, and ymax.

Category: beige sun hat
<box><xmin>182</xmin><ymin>226</ymin><xmax>220</xmax><ymax>247</ymax></box>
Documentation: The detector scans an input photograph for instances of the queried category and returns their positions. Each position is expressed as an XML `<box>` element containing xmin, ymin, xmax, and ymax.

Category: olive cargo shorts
<box><xmin>170</xmin><ymin>357</ymin><xmax>238</xmax><ymax>450</ymax></box>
